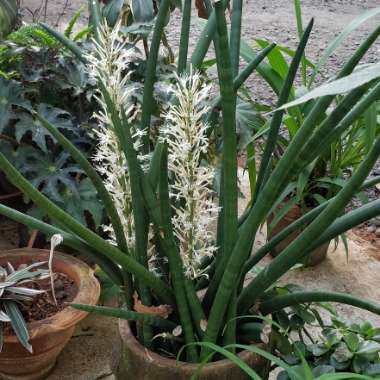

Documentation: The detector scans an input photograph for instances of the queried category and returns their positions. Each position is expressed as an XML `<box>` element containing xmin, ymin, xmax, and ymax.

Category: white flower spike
<box><xmin>161</xmin><ymin>71</ymin><xmax>218</xmax><ymax>278</ymax></box>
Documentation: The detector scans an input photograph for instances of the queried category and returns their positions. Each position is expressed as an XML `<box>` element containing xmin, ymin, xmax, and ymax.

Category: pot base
<box><xmin>0</xmin><ymin>360</ymin><xmax>55</xmax><ymax>380</ymax></box>
<box><xmin>268</xmin><ymin>205</ymin><xmax>330</xmax><ymax>267</ymax></box>
<box><xmin>116</xmin><ymin>319</ymin><xmax>269</xmax><ymax>380</ymax></box>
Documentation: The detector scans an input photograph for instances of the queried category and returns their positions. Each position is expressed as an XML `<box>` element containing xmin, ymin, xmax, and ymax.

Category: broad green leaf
<box><xmin>240</xmin><ymin>39</ymin><xmax>284</xmax><ymax>95</ymax></box>
<box><xmin>279</xmin><ymin>63</ymin><xmax>380</xmax><ymax>110</ymax></box>
<box><xmin>332</xmin><ymin>342</ymin><xmax>354</xmax><ymax>363</ymax></box>
<box><xmin>275</xmin><ymin>45</ymin><xmax>315</xmax><ymax>69</ymax></box>
<box><xmin>256</xmin><ymin>39</ymin><xmax>289</xmax><ymax>79</ymax></box>
<box><xmin>352</xmin><ymin>354</ymin><xmax>370</xmax><ymax>374</ymax></box>
<box><xmin>357</xmin><ymin>341</ymin><xmax>380</xmax><ymax>355</ymax></box>
<box><xmin>316</xmin><ymin>373</ymin><xmax>373</xmax><ymax>380</ymax></box>
<box><xmin>292</xmin><ymin>305</ymin><xmax>316</xmax><ymax>324</ymax></box>
<box><xmin>61</xmin><ymin>178</ymin><xmax>103</xmax><ymax>227</ymax></box>
<box><xmin>329</xmin><ymin>355</ymin><xmax>351</xmax><ymax>371</ymax></box>
<box><xmin>308</xmin><ymin>343</ymin><xmax>330</xmax><ymax>357</ymax></box>
<box><xmin>18</xmin><ymin>149</ymin><xmax>82</xmax><ymax>203</ymax></box>
<box><xmin>312</xmin><ymin>365</ymin><xmax>335</xmax><ymax>377</ymax></box>
<box><xmin>15</xmin><ymin>104</ymin><xmax>74</xmax><ymax>152</ymax></box>
<box><xmin>0</xmin><ymin>78</ymin><xmax>30</xmax><ymax>131</ymax></box>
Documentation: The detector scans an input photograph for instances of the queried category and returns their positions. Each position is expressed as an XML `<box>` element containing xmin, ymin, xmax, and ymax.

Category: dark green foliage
<box><xmin>275</xmin><ymin>309</ymin><xmax>380</xmax><ymax>379</ymax></box>
<box><xmin>0</xmin><ymin>32</ymin><xmax>101</xmax><ymax>229</ymax></box>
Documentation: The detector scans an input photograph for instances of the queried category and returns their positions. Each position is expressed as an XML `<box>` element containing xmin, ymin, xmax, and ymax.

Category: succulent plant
<box><xmin>0</xmin><ymin>262</ymin><xmax>49</xmax><ymax>353</ymax></box>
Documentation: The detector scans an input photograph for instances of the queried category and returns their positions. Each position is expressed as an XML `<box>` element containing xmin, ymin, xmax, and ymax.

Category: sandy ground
<box><xmin>4</xmin><ymin>1</ymin><xmax>380</xmax><ymax>379</ymax></box>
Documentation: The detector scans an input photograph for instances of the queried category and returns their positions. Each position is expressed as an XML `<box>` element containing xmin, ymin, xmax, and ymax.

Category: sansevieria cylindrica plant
<box><xmin>0</xmin><ymin>0</ymin><xmax>380</xmax><ymax>374</ymax></box>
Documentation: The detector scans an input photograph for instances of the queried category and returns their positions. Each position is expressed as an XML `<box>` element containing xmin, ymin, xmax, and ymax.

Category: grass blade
<box><xmin>254</xmin><ymin>19</ymin><xmax>313</xmax><ymax>201</ymax></box>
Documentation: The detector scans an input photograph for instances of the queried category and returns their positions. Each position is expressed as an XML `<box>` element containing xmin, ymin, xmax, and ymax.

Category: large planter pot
<box><xmin>0</xmin><ymin>248</ymin><xmax>100</xmax><ymax>380</ymax></box>
<box><xmin>268</xmin><ymin>204</ymin><xmax>330</xmax><ymax>266</ymax></box>
<box><xmin>116</xmin><ymin>319</ymin><xmax>269</xmax><ymax>380</ymax></box>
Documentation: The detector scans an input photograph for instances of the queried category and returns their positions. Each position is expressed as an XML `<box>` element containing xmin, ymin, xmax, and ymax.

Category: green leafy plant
<box><xmin>0</xmin><ymin>0</ymin><xmax>380</xmax><ymax>376</ymax></box>
<box><xmin>0</xmin><ymin>29</ymin><xmax>101</xmax><ymax>231</ymax></box>
<box><xmin>238</xmin><ymin>7</ymin><xmax>380</xmax><ymax>263</ymax></box>
<box><xmin>185</xmin><ymin>340</ymin><xmax>378</xmax><ymax>380</ymax></box>
<box><xmin>275</xmin><ymin>312</ymin><xmax>380</xmax><ymax>379</ymax></box>
<box><xmin>0</xmin><ymin>261</ymin><xmax>49</xmax><ymax>353</ymax></box>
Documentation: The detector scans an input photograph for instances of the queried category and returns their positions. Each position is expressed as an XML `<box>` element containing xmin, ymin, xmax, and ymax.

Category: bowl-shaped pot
<box><xmin>268</xmin><ymin>204</ymin><xmax>330</xmax><ymax>266</ymax></box>
<box><xmin>0</xmin><ymin>248</ymin><xmax>100</xmax><ymax>380</ymax></box>
<box><xmin>116</xmin><ymin>319</ymin><xmax>269</xmax><ymax>380</ymax></box>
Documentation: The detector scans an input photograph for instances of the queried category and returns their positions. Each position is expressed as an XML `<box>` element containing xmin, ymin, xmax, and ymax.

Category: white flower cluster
<box><xmin>86</xmin><ymin>21</ymin><xmax>146</xmax><ymax>248</ymax></box>
<box><xmin>161</xmin><ymin>72</ymin><xmax>218</xmax><ymax>278</ymax></box>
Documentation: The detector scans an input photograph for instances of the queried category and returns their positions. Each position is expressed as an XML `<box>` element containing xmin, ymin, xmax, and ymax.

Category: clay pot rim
<box><xmin>118</xmin><ymin>318</ymin><xmax>262</xmax><ymax>371</ymax></box>
<box><xmin>1</xmin><ymin>248</ymin><xmax>100</xmax><ymax>343</ymax></box>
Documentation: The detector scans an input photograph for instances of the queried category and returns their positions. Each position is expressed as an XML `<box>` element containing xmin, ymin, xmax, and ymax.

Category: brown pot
<box><xmin>0</xmin><ymin>248</ymin><xmax>100</xmax><ymax>380</ymax></box>
<box><xmin>115</xmin><ymin>319</ymin><xmax>269</xmax><ymax>380</ymax></box>
<box><xmin>268</xmin><ymin>204</ymin><xmax>329</xmax><ymax>266</ymax></box>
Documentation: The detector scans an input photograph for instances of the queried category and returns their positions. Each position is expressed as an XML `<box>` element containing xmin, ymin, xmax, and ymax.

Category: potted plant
<box><xmin>0</xmin><ymin>0</ymin><xmax>379</xmax><ymax>379</ymax></box>
<box><xmin>0</xmin><ymin>246</ymin><xmax>100</xmax><ymax>380</ymax></box>
<box><xmin>240</xmin><ymin>2</ymin><xmax>380</xmax><ymax>266</ymax></box>
<box><xmin>276</xmin><ymin>316</ymin><xmax>380</xmax><ymax>379</ymax></box>
<box><xmin>264</xmin><ymin>55</ymin><xmax>380</xmax><ymax>266</ymax></box>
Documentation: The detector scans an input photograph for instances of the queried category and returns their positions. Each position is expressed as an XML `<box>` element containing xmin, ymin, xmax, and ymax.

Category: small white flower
<box><xmin>49</xmin><ymin>234</ymin><xmax>63</xmax><ymax>305</ymax></box>
<box><xmin>50</xmin><ymin>234</ymin><xmax>63</xmax><ymax>248</ymax></box>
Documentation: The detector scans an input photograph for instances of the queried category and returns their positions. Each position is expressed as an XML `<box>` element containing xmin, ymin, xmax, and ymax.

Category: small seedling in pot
<box><xmin>0</xmin><ymin>261</ymin><xmax>50</xmax><ymax>353</ymax></box>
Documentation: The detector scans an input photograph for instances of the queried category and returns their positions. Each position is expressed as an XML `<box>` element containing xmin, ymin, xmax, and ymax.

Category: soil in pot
<box><xmin>268</xmin><ymin>204</ymin><xmax>330</xmax><ymax>266</ymax></box>
<box><xmin>3</xmin><ymin>272</ymin><xmax>77</xmax><ymax>336</ymax></box>
<box><xmin>116</xmin><ymin>320</ymin><xmax>270</xmax><ymax>380</ymax></box>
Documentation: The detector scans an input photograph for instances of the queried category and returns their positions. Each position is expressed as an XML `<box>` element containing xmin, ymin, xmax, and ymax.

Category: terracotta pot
<box><xmin>268</xmin><ymin>204</ymin><xmax>329</xmax><ymax>266</ymax></box>
<box><xmin>116</xmin><ymin>319</ymin><xmax>269</xmax><ymax>380</ymax></box>
<box><xmin>0</xmin><ymin>249</ymin><xmax>100</xmax><ymax>380</ymax></box>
